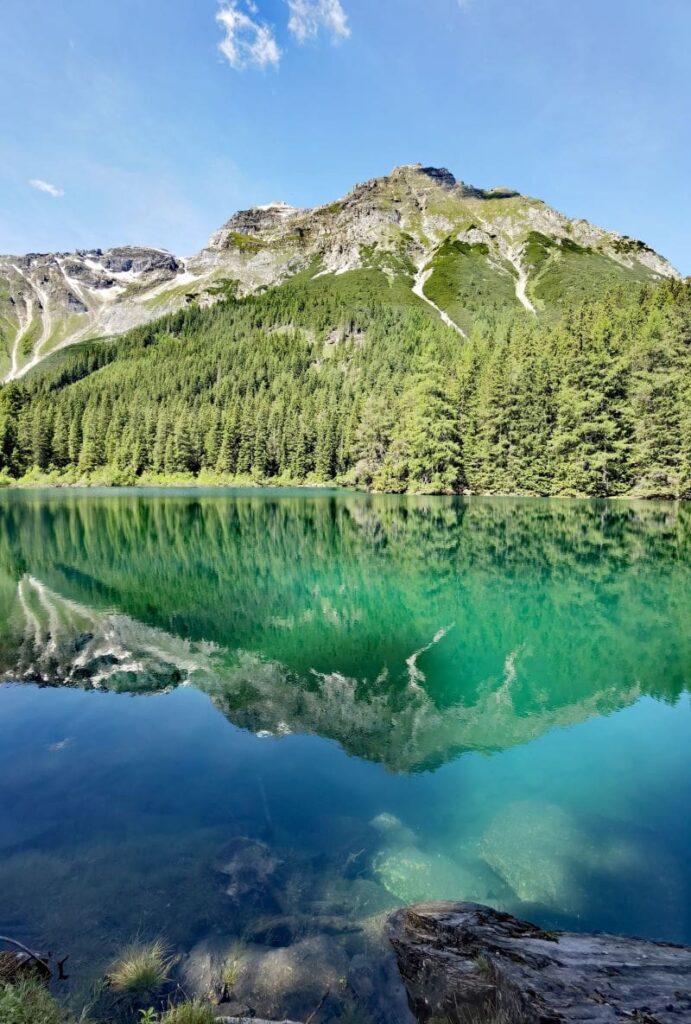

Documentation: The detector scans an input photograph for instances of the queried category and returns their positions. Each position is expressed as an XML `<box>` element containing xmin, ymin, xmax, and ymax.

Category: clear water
<box><xmin>1</xmin><ymin>490</ymin><xmax>690</xmax><ymax>1018</ymax></box>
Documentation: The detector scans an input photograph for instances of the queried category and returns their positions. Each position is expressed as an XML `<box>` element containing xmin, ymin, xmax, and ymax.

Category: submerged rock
<box><xmin>182</xmin><ymin>932</ymin><xmax>349</xmax><ymax>1020</ymax></box>
<box><xmin>480</xmin><ymin>800</ymin><xmax>589</xmax><ymax>911</ymax></box>
<box><xmin>369</xmin><ymin>812</ymin><xmax>417</xmax><ymax>847</ymax></box>
<box><xmin>387</xmin><ymin>901</ymin><xmax>691</xmax><ymax>1024</ymax></box>
<box><xmin>228</xmin><ymin>935</ymin><xmax>348</xmax><ymax>1021</ymax></box>
<box><xmin>373</xmin><ymin>843</ymin><xmax>497</xmax><ymax>907</ymax></box>
<box><xmin>478</xmin><ymin>799</ymin><xmax>675</xmax><ymax>922</ymax></box>
<box><xmin>214</xmin><ymin>837</ymin><xmax>283</xmax><ymax>914</ymax></box>
<box><xmin>347</xmin><ymin>949</ymin><xmax>415</xmax><ymax>1024</ymax></box>
<box><xmin>178</xmin><ymin>934</ymin><xmax>240</xmax><ymax>1002</ymax></box>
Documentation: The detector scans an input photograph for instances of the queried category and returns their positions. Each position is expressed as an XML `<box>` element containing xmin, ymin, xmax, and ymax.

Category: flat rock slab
<box><xmin>387</xmin><ymin>901</ymin><xmax>691</xmax><ymax>1024</ymax></box>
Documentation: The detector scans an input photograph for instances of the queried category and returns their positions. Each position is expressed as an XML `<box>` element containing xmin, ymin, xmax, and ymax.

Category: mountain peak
<box><xmin>390</xmin><ymin>164</ymin><xmax>457</xmax><ymax>188</ymax></box>
<box><xmin>0</xmin><ymin>164</ymin><xmax>680</xmax><ymax>381</ymax></box>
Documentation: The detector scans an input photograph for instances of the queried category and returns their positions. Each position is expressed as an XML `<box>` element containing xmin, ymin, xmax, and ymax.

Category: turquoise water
<box><xmin>0</xmin><ymin>490</ymin><xmax>690</xmax><ymax>1017</ymax></box>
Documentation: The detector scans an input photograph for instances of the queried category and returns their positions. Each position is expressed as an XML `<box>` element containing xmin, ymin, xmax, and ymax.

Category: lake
<box><xmin>1</xmin><ymin>489</ymin><xmax>690</xmax><ymax>1019</ymax></box>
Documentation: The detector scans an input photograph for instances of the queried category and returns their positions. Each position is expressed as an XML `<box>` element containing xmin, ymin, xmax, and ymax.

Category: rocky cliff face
<box><xmin>0</xmin><ymin>164</ymin><xmax>680</xmax><ymax>381</ymax></box>
<box><xmin>0</xmin><ymin>246</ymin><xmax>192</xmax><ymax>381</ymax></box>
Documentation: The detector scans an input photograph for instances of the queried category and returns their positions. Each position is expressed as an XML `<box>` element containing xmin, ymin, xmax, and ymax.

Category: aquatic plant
<box><xmin>107</xmin><ymin>940</ymin><xmax>172</xmax><ymax>997</ymax></box>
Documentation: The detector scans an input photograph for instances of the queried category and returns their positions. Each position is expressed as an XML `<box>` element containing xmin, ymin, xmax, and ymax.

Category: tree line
<box><xmin>0</xmin><ymin>271</ymin><xmax>689</xmax><ymax>497</ymax></box>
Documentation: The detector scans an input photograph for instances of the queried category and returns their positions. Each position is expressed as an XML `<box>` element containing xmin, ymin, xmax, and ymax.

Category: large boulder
<box><xmin>387</xmin><ymin>901</ymin><xmax>691</xmax><ymax>1024</ymax></box>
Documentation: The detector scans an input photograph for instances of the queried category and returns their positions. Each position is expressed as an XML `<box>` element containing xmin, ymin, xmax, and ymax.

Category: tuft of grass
<box><xmin>474</xmin><ymin>954</ymin><xmax>493</xmax><ymax>977</ymax></box>
<box><xmin>0</xmin><ymin>979</ymin><xmax>71</xmax><ymax>1024</ymax></box>
<box><xmin>218</xmin><ymin>943</ymin><xmax>245</xmax><ymax>999</ymax></box>
<box><xmin>159</xmin><ymin>1000</ymin><xmax>217</xmax><ymax>1024</ymax></box>
<box><xmin>107</xmin><ymin>940</ymin><xmax>172</xmax><ymax>996</ymax></box>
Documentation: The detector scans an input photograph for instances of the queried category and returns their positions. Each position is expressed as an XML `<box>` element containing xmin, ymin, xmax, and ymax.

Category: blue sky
<box><xmin>1</xmin><ymin>0</ymin><xmax>689</xmax><ymax>272</ymax></box>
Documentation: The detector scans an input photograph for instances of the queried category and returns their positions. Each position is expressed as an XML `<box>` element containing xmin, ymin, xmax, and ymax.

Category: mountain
<box><xmin>1</xmin><ymin>165</ymin><xmax>689</xmax><ymax>499</ymax></box>
<box><xmin>0</xmin><ymin>164</ymin><xmax>679</xmax><ymax>382</ymax></box>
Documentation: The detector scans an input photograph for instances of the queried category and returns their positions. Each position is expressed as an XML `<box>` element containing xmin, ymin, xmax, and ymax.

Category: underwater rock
<box><xmin>370</xmin><ymin>812</ymin><xmax>404</xmax><ymax>834</ymax></box>
<box><xmin>244</xmin><ymin>913</ymin><xmax>360</xmax><ymax>947</ymax></box>
<box><xmin>347</xmin><ymin>949</ymin><xmax>415</xmax><ymax>1024</ymax></box>
<box><xmin>177</xmin><ymin>937</ymin><xmax>239</xmax><ymax>999</ymax></box>
<box><xmin>300</xmin><ymin>877</ymin><xmax>396</xmax><ymax>937</ymax></box>
<box><xmin>478</xmin><ymin>800</ymin><xmax>678</xmax><ymax>921</ymax></box>
<box><xmin>369</xmin><ymin>812</ymin><xmax>417</xmax><ymax>846</ymax></box>
<box><xmin>387</xmin><ymin>901</ymin><xmax>691</xmax><ymax>1024</ymax></box>
<box><xmin>214</xmin><ymin>837</ymin><xmax>283</xmax><ymax>914</ymax></box>
<box><xmin>373</xmin><ymin>845</ymin><xmax>488</xmax><ymax>905</ymax></box>
<box><xmin>479</xmin><ymin>800</ymin><xmax>587</xmax><ymax>911</ymax></box>
<box><xmin>228</xmin><ymin>935</ymin><xmax>348</xmax><ymax>1021</ymax></box>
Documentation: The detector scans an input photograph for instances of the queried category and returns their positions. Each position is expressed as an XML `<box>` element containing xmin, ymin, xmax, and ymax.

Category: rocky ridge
<box><xmin>1</xmin><ymin>164</ymin><xmax>680</xmax><ymax>381</ymax></box>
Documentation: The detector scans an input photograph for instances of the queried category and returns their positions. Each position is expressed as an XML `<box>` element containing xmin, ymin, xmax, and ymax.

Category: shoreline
<box><xmin>0</xmin><ymin>475</ymin><xmax>687</xmax><ymax>502</ymax></box>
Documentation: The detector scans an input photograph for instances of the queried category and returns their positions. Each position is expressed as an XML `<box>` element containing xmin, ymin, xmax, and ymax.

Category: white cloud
<box><xmin>287</xmin><ymin>0</ymin><xmax>350</xmax><ymax>43</ymax></box>
<box><xmin>29</xmin><ymin>179</ymin><xmax>65</xmax><ymax>198</ymax></box>
<box><xmin>217</xmin><ymin>0</ymin><xmax>281</xmax><ymax>70</ymax></box>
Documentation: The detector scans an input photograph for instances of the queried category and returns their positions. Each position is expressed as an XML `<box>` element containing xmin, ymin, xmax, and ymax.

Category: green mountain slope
<box><xmin>0</xmin><ymin>164</ymin><xmax>679</xmax><ymax>381</ymax></box>
<box><xmin>1</xmin><ymin>264</ymin><xmax>689</xmax><ymax>498</ymax></box>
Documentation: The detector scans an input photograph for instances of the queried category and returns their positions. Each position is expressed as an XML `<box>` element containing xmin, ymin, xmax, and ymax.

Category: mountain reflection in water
<box><xmin>0</xmin><ymin>490</ymin><xmax>690</xmax><ymax>1020</ymax></box>
<box><xmin>1</xmin><ymin>491</ymin><xmax>688</xmax><ymax>770</ymax></box>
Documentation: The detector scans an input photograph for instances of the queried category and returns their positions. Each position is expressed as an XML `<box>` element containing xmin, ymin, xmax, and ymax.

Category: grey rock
<box><xmin>99</xmin><ymin>246</ymin><xmax>181</xmax><ymax>275</ymax></box>
<box><xmin>229</xmin><ymin>935</ymin><xmax>348</xmax><ymax>1021</ymax></box>
<box><xmin>387</xmin><ymin>901</ymin><xmax>691</xmax><ymax>1024</ymax></box>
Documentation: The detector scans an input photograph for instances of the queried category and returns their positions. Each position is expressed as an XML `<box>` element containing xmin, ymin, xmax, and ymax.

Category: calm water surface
<box><xmin>0</xmin><ymin>490</ymin><xmax>690</xmax><ymax>1017</ymax></box>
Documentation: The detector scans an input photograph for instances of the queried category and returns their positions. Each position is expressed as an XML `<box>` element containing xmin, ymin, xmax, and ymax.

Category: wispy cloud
<box><xmin>216</xmin><ymin>0</ymin><xmax>281</xmax><ymax>70</ymax></box>
<box><xmin>29</xmin><ymin>178</ymin><xmax>65</xmax><ymax>198</ymax></box>
<box><xmin>287</xmin><ymin>0</ymin><xmax>350</xmax><ymax>43</ymax></box>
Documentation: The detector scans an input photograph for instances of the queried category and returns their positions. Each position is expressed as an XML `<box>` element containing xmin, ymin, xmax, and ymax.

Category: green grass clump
<box><xmin>224</xmin><ymin>232</ymin><xmax>266</xmax><ymax>253</ymax></box>
<box><xmin>218</xmin><ymin>942</ymin><xmax>246</xmax><ymax>999</ymax></box>
<box><xmin>159</xmin><ymin>1000</ymin><xmax>216</xmax><ymax>1024</ymax></box>
<box><xmin>107</xmin><ymin>940</ymin><xmax>171</xmax><ymax>996</ymax></box>
<box><xmin>0</xmin><ymin>979</ymin><xmax>71</xmax><ymax>1024</ymax></box>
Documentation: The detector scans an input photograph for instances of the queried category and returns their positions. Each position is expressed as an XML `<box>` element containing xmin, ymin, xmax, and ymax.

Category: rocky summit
<box><xmin>0</xmin><ymin>163</ymin><xmax>679</xmax><ymax>381</ymax></box>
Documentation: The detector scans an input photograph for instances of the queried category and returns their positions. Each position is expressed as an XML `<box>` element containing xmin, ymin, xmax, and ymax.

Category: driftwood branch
<box><xmin>0</xmin><ymin>935</ymin><xmax>51</xmax><ymax>975</ymax></box>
